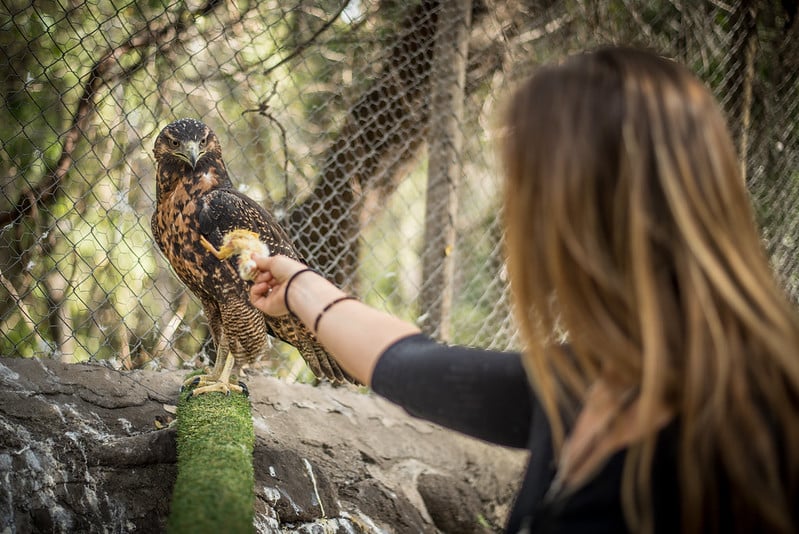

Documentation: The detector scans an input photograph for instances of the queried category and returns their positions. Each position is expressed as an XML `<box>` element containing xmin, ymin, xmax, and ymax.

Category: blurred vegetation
<box><xmin>0</xmin><ymin>0</ymin><xmax>796</xmax><ymax>375</ymax></box>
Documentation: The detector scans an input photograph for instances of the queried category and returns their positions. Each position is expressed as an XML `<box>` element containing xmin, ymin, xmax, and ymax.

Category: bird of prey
<box><xmin>151</xmin><ymin>118</ymin><xmax>351</xmax><ymax>395</ymax></box>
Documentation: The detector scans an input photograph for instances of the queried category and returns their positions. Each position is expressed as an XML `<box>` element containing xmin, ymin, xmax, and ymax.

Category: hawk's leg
<box><xmin>181</xmin><ymin>308</ymin><xmax>245</xmax><ymax>396</ymax></box>
<box><xmin>188</xmin><ymin>350</ymin><xmax>245</xmax><ymax>396</ymax></box>
<box><xmin>182</xmin><ymin>333</ymin><xmax>244</xmax><ymax>396</ymax></box>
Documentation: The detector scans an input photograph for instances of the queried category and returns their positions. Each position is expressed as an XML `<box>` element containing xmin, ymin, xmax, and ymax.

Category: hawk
<box><xmin>151</xmin><ymin>118</ymin><xmax>351</xmax><ymax>395</ymax></box>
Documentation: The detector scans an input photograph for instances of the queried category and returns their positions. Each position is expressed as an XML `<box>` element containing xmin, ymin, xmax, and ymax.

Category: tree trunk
<box><xmin>724</xmin><ymin>0</ymin><xmax>759</xmax><ymax>181</ymax></box>
<box><xmin>287</xmin><ymin>1</ymin><xmax>439</xmax><ymax>288</ymax></box>
<box><xmin>418</xmin><ymin>0</ymin><xmax>472</xmax><ymax>340</ymax></box>
<box><xmin>286</xmin><ymin>1</ymin><xmax>510</xmax><ymax>290</ymax></box>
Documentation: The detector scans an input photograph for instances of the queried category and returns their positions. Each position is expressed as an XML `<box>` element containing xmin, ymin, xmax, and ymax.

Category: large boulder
<box><xmin>0</xmin><ymin>357</ymin><xmax>526</xmax><ymax>533</ymax></box>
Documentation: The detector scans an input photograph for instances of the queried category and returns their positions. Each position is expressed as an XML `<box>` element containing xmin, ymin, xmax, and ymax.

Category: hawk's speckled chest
<box><xmin>153</xmin><ymin>164</ymin><xmax>233</xmax><ymax>299</ymax></box>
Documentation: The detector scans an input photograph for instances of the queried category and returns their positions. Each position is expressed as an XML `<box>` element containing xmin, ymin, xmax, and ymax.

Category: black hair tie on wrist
<box><xmin>283</xmin><ymin>268</ymin><xmax>318</xmax><ymax>316</ymax></box>
<box><xmin>313</xmin><ymin>295</ymin><xmax>358</xmax><ymax>334</ymax></box>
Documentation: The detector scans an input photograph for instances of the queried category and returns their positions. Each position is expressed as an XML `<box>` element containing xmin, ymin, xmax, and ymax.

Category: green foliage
<box><xmin>359</xmin><ymin>163</ymin><xmax>426</xmax><ymax>322</ymax></box>
<box><xmin>168</xmin><ymin>385</ymin><xmax>255</xmax><ymax>534</ymax></box>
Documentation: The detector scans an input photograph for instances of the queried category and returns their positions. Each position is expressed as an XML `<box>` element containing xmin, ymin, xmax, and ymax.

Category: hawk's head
<box><xmin>153</xmin><ymin>118</ymin><xmax>222</xmax><ymax>169</ymax></box>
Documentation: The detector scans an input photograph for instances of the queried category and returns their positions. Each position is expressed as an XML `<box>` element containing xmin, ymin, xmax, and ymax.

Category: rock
<box><xmin>417</xmin><ymin>473</ymin><xmax>489</xmax><ymax>533</ymax></box>
<box><xmin>255</xmin><ymin>447</ymin><xmax>340</xmax><ymax>523</ymax></box>
<box><xmin>340</xmin><ymin>478</ymin><xmax>431</xmax><ymax>533</ymax></box>
<box><xmin>0</xmin><ymin>357</ymin><xmax>526</xmax><ymax>532</ymax></box>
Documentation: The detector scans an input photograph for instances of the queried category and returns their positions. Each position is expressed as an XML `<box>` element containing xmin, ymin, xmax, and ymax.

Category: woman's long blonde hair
<box><xmin>502</xmin><ymin>47</ymin><xmax>799</xmax><ymax>532</ymax></box>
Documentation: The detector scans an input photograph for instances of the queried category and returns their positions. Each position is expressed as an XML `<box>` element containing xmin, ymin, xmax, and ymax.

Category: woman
<box><xmin>249</xmin><ymin>47</ymin><xmax>799</xmax><ymax>533</ymax></box>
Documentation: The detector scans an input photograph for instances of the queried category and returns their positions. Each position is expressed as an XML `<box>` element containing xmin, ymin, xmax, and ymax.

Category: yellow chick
<box><xmin>200</xmin><ymin>229</ymin><xmax>270</xmax><ymax>281</ymax></box>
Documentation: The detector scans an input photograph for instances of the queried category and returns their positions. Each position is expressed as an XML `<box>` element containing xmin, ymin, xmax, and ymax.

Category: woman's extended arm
<box><xmin>250</xmin><ymin>254</ymin><xmax>533</xmax><ymax>447</ymax></box>
<box><xmin>249</xmin><ymin>254</ymin><xmax>421</xmax><ymax>386</ymax></box>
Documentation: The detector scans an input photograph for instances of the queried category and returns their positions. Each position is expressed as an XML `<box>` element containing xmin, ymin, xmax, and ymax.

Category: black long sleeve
<box><xmin>369</xmin><ymin>334</ymin><xmax>786</xmax><ymax>533</ymax></box>
<box><xmin>370</xmin><ymin>333</ymin><xmax>533</xmax><ymax>448</ymax></box>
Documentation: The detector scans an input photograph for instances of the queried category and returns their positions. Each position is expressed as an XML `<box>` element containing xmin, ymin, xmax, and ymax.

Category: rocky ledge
<box><xmin>0</xmin><ymin>357</ymin><xmax>526</xmax><ymax>533</ymax></box>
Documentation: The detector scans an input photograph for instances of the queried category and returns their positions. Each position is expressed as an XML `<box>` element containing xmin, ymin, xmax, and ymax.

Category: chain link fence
<box><xmin>1</xmin><ymin>0</ymin><xmax>797</xmax><ymax>380</ymax></box>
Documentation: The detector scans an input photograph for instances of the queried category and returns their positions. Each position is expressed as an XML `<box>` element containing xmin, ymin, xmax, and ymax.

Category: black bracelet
<box><xmin>313</xmin><ymin>296</ymin><xmax>358</xmax><ymax>334</ymax></box>
<box><xmin>283</xmin><ymin>268</ymin><xmax>318</xmax><ymax>317</ymax></box>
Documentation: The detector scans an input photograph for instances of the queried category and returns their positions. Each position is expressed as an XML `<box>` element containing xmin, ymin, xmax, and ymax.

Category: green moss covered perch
<box><xmin>167</xmin><ymin>383</ymin><xmax>255</xmax><ymax>534</ymax></box>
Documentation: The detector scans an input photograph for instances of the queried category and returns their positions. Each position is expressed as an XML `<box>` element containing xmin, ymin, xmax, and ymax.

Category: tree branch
<box><xmin>0</xmin><ymin>270</ymin><xmax>49</xmax><ymax>353</ymax></box>
<box><xmin>262</xmin><ymin>1</ymin><xmax>351</xmax><ymax>79</ymax></box>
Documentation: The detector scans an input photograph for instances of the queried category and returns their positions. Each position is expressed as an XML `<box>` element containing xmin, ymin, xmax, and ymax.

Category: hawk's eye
<box><xmin>200</xmin><ymin>137</ymin><xmax>207</xmax><ymax>147</ymax></box>
<box><xmin>170</xmin><ymin>139</ymin><xmax>180</xmax><ymax>148</ymax></box>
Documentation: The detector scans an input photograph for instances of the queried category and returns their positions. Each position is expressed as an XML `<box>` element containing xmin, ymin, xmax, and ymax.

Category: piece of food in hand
<box><xmin>200</xmin><ymin>229</ymin><xmax>270</xmax><ymax>281</ymax></box>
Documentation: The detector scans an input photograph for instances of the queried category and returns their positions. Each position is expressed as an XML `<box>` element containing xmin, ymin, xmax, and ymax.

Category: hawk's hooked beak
<box><xmin>184</xmin><ymin>140</ymin><xmax>202</xmax><ymax>168</ymax></box>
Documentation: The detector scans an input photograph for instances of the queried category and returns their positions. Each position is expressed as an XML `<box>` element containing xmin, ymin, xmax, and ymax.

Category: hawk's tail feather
<box><xmin>271</xmin><ymin>314</ymin><xmax>360</xmax><ymax>385</ymax></box>
<box><xmin>299</xmin><ymin>337</ymin><xmax>357</xmax><ymax>385</ymax></box>
<box><xmin>299</xmin><ymin>345</ymin><xmax>325</xmax><ymax>379</ymax></box>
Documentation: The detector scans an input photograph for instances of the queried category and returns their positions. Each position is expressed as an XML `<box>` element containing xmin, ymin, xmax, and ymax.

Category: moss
<box><xmin>167</xmin><ymin>386</ymin><xmax>255</xmax><ymax>534</ymax></box>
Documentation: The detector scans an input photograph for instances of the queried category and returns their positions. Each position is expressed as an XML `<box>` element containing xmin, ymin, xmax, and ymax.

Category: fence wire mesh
<box><xmin>1</xmin><ymin>0</ymin><xmax>797</xmax><ymax>380</ymax></box>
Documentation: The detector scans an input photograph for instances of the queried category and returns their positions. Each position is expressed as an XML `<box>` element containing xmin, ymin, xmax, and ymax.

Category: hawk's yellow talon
<box><xmin>182</xmin><ymin>367</ymin><xmax>211</xmax><ymax>388</ymax></box>
<box><xmin>190</xmin><ymin>380</ymin><xmax>244</xmax><ymax>397</ymax></box>
<box><xmin>183</xmin><ymin>351</ymin><xmax>240</xmax><ymax>396</ymax></box>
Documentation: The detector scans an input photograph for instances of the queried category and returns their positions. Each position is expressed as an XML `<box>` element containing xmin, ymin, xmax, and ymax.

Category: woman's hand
<box><xmin>249</xmin><ymin>254</ymin><xmax>310</xmax><ymax>317</ymax></box>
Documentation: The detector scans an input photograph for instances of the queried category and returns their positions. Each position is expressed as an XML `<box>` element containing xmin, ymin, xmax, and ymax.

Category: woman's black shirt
<box><xmin>370</xmin><ymin>333</ymin><xmax>683</xmax><ymax>533</ymax></box>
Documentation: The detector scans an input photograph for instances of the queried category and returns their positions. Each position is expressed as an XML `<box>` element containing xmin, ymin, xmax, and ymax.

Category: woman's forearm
<box><xmin>249</xmin><ymin>255</ymin><xmax>420</xmax><ymax>385</ymax></box>
<box><xmin>284</xmin><ymin>271</ymin><xmax>420</xmax><ymax>385</ymax></box>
